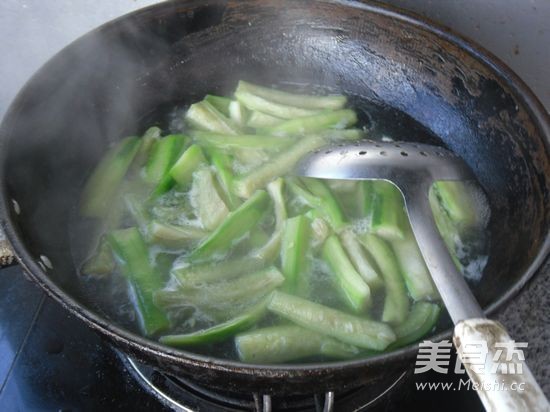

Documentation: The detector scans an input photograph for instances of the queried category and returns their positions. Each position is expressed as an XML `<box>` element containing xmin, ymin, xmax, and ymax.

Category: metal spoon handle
<box><xmin>404</xmin><ymin>186</ymin><xmax>549</xmax><ymax>411</ymax></box>
<box><xmin>454</xmin><ymin>319</ymin><xmax>549</xmax><ymax>411</ymax></box>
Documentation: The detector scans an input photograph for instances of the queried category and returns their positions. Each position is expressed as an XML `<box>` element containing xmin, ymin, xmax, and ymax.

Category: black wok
<box><xmin>0</xmin><ymin>0</ymin><xmax>548</xmax><ymax>396</ymax></box>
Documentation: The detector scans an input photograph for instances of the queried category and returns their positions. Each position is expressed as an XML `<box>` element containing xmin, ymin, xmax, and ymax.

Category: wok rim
<box><xmin>0</xmin><ymin>0</ymin><xmax>549</xmax><ymax>381</ymax></box>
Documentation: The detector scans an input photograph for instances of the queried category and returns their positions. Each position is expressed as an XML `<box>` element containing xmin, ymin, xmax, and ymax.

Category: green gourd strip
<box><xmin>185</xmin><ymin>100</ymin><xmax>241</xmax><ymax>134</ymax></box>
<box><xmin>159</xmin><ymin>300</ymin><xmax>267</xmax><ymax>347</ymax></box>
<box><xmin>300</xmin><ymin>177</ymin><xmax>347</xmax><ymax>231</ymax></box>
<box><xmin>432</xmin><ymin>181</ymin><xmax>478</xmax><ymax>229</ymax></box>
<box><xmin>258</xmin><ymin>109</ymin><xmax>357</xmax><ymax>137</ymax></box>
<box><xmin>210</xmin><ymin>150</ymin><xmax>241</xmax><ymax>210</ymax></box>
<box><xmin>235</xmin><ymin>325</ymin><xmax>359</xmax><ymax>363</ymax></box>
<box><xmin>235</xmin><ymin>90</ymin><xmax>321</xmax><ymax>119</ymax></box>
<box><xmin>228</xmin><ymin>100</ymin><xmax>249</xmax><ymax>127</ymax></box>
<box><xmin>81</xmin><ymin>238</ymin><xmax>115</xmax><ymax>276</ymax></box>
<box><xmin>369</xmin><ymin>181</ymin><xmax>407</xmax><ymax>241</ymax></box>
<box><xmin>169</xmin><ymin>144</ymin><xmax>207</xmax><ymax>186</ymax></box>
<box><xmin>390</xmin><ymin>229</ymin><xmax>438</xmax><ymax>301</ymax></box>
<box><xmin>108</xmin><ymin>227</ymin><xmax>169</xmax><ymax>336</ymax></box>
<box><xmin>204</xmin><ymin>94</ymin><xmax>232</xmax><ymax>116</ymax></box>
<box><xmin>133</xmin><ymin>126</ymin><xmax>162</xmax><ymax>168</ymax></box>
<box><xmin>390</xmin><ymin>302</ymin><xmax>441</xmax><ymax>348</ymax></box>
<box><xmin>236</xmin><ymin>81</ymin><xmax>347</xmax><ymax>110</ymax></box>
<box><xmin>339</xmin><ymin>229</ymin><xmax>383</xmax><ymax>289</ymax></box>
<box><xmin>281</xmin><ymin>215</ymin><xmax>310</xmax><ymax>292</ymax></box>
<box><xmin>191</xmin><ymin>131</ymin><xmax>294</xmax><ymax>150</ymax></box>
<box><xmin>359</xmin><ymin>233</ymin><xmax>409</xmax><ymax>324</ymax></box>
<box><xmin>172</xmin><ymin>256</ymin><xmax>266</xmax><ymax>285</ymax></box>
<box><xmin>155</xmin><ymin>267</ymin><xmax>284</xmax><ymax>311</ymax></box>
<box><xmin>147</xmin><ymin>221</ymin><xmax>208</xmax><ymax>248</ymax></box>
<box><xmin>246</xmin><ymin>111</ymin><xmax>284</xmax><ymax>128</ymax></box>
<box><xmin>189</xmin><ymin>190</ymin><xmax>269</xmax><ymax>261</ymax></box>
<box><xmin>267</xmin><ymin>291</ymin><xmax>396</xmax><ymax>351</ymax></box>
<box><xmin>322</xmin><ymin>235</ymin><xmax>371</xmax><ymax>312</ymax></box>
<box><xmin>234</xmin><ymin>136</ymin><xmax>326</xmax><ymax>199</ymax></box>
<box><xmin>191</xmin><ymin>167</ymin><xmax>229</xmax><ymax>230</ymax></box>
<box><xmin>144</xmin><ymin>134</ymin><xmax>186</xmax><ymax>185</ymax></box>
<box><xmin>80</xmin><ymin>136</ymin><xmax>141</xmax><ymax>217</ymax></box>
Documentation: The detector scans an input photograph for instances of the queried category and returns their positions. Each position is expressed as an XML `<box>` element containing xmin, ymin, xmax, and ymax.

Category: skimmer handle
<box><xmin>403</xmin><ymin>183</ymin><xmax>549</xmax><ymax>411</ymax></box>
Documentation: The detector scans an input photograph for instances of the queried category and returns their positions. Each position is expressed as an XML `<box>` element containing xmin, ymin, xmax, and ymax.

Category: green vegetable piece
<box><xmin>391</xmin><ymin>302</ymin><xmax>441</xmax><ymax>348</ymax></box>
<box><xmin>258</xmin><ymin>109</ymin><xmax>357</xmax><ymax>137</ymax></box>
<box><xmin>251</xmin><ymin>178</ymin><xmax>287</xmax><ymax>262</ymax></box>
<box><xmin>281</xmin><ymin>215</ymin><xmax>310</xmax><ymax>292</ymax></box>
<box><xmin>429</xmin><ymin>189</ymin><xmax>464</xmax><ymax>272</ymax></box>
<box><xmin>81</xmin><ymin>238</ymin><xmax>115</xmax><ymax>276</ymax></box>
<box><xmin>147</xmin><ymin>221</ymin><xmax>207</xmax><ymax>248</ymax></box>
<box><xmin>322</xmin><ymin>235</ymin><xmax>371</xmax><ymax>312</ymax></box>
<box><xmin>391</xmin><ymin>228</ymin><xmax>438</xmax><ymax>301</ymax></box>
<box><xmin>325</xmin><ymin>179</ymin><xmax>359</xmax><ymax>217</ymax></box>
<box><xmin>80</xmin><ymin>136</ymin><xmax>141</xmax><ymax>217</ymax></box>
<box><xmin>228</xmin><ymin>100</ymin><xmax>249</xmax><ymax>127</ymax></box>
<box><xmin>246</xmin><ymin>111</ymin><xmax>284</xmax><ymax>128</ymax></box>
<box><xmin>432</xmin><ymin>181</ymin><xmax>478</xmax><ymax>229</ymax></box>
<box><xmin>144</xmin><ymin>134</ymin><xmax>186</xmax><ymax>185</ymax></box>
<box><xmin>159</xmin><ymin>300</ymin><xmax>267</xmax><ymax>347</ymax></box>
<box><xmin>359</xmin><ymin>234</ymin><xmax>409</xmax><ymax>324</ymax></box>
<box><xmin>184</xmin><ymin>100</ymin><xmax>240</xmax><ymax>134</ymax></box>
<box><xmin>142</xmin><ymin>126</ymin><xmax>162</xmax><ymax>140</ymax></box>
<box><xmin>267</xmin><ymin>178</ymin><xmax>287</xmax><ymax>232</ymax></box>
<box><xmin>307</xmin><ymin>213</ymin><xmax>331</xmax><ymax>250</ymax></box>
<box><xmin>191</xmin><ymin>167</ymin><xmax>229</xmax><ymax>230</ymax></box>
<box><xmin>108</xmin><ymin>227</ymin><xmax>169</xmax><ymax>336</ymax></box>
<box><xmin>169</xmin><ymin>144</ymin><xmax>207</xmax><ymax>187</ymax></box>
<box><xmin>236</xmin><ymin>325</ymin><xmax>359</xmax><ymax>363</ymax></box>
<box><xmin>236</xmin><ymin>81</ymin><xmax>347</xmax><ymax>110</ymax></box>
<box><xmin>191</xmin><ymin>131</ymin><xmax>294</xmax><ymax>150</ymax></box>
<box><xmin>172</xmin><ymin>256</ymin><xmax>266</xmax><ymax>284</ymax></box>
<box><xmin>248</xmin><ymin>228</ymin><xmax>271</xmax><ymax>249</ymax></box>
<box><xmin>268</xmin><ymin>291</ymin><xmax>396</xmax><ymax>351</ymax></box>
<box><xmin>204</xmin><ymin>94</ymin><xmax>232</xmax><ymax>116</ymax></box>
<box><xmin>234</xmin><ymin>136</ymin><xmax>326</xmax><ymax>199</ymax></box>
<box><xmin>339</xmin><ymin>229</ymin><xmax>383</xmax><ymax>289</ymax></box>
<box><xmin>357</xmin><ymin>181</ymin><xmax>375</xmax><ymax>219</ymax></box>
<box><xmin>133</xmin><ymin>126</ymin><xmax>162</xmax><ymax>168</ymax></box>
<box><xmin>189</xmin><ymin>190</ymin><xmax>270</xmax><ymax>261</ymax></box>
<box><xmin>124</xmin><ymin>193</ymin><xmax>150</xmax><ymax>228</ymax></box>
<box><xmin>155</xmin><ymin>267</ymin><xmax>284</xmax><ymax>312</ymax></box>
<box><xmin>300</xmin><ymin>177</ymin><xmax>346</xmax><ymax>231</ymax></box>
<box><xmin>370</xmin><ymin>181</ymin><xmax>407</xmax><ymax>240</ymax></box>
<box><xmin>210</xmin><ymin>150</ymin><xmax>241</xmax><ymax>210</ymax></box>
<box><xmin>235</xmin><ymin>90</ymin><xmax>321</xmax><ymax>119</ymax></box>
<box><xmin>317</xmin><ymin>128</ymin><xmax>365</xmax><ymax>140</ymax></box>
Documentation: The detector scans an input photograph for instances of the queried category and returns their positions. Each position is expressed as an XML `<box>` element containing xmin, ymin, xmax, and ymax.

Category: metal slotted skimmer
<box><xmin>294</xmin><ymin>140</ymin><xmax>549</xmax><ymax>412</ymax></box>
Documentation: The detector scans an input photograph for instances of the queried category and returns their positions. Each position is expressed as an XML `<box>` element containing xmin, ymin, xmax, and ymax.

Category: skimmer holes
<box><xmin>359</xmin><ymin>151</ymin><xmax>367</xmax><ymax>155</ymax></box>
<box><xmin>380</xmin><ymin>151</ymin><xmax>387</xmax><ymax>156</ymax></box>
<box><xmin>400</xmin><ymin>151</ymin><xmax>408</xmax><ymax>157</ymax></box>
<box><xmin>420</xmin><ymin>151</ymin><xmax>428</xmax><ymax>156</ymax></box>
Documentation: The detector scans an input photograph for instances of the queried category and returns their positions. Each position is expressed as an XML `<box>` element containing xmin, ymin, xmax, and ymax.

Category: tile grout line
<box><xmin>0</xmin><ymin>292</ymin><xmax>46</xmax><ymax>395</ymax></box>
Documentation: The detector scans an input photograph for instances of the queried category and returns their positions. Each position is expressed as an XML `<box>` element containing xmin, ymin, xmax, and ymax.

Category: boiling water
<box><xmin>69</xmin><ymin>96</ymin><xmax>490</xmax><ymax>361</ymax></box>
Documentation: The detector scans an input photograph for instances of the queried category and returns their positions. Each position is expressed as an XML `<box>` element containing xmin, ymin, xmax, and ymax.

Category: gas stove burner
<box><xmin>118</xmin><ymin>353</ymin><xmax>410</xmax><ymax>412</ymax></box>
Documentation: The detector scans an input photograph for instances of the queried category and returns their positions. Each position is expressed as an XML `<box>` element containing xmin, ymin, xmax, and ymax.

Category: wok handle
<box><xmin>454</xmin><ymin>319</ymin><xmax>549</xmax><ymax>412</ymax></box>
